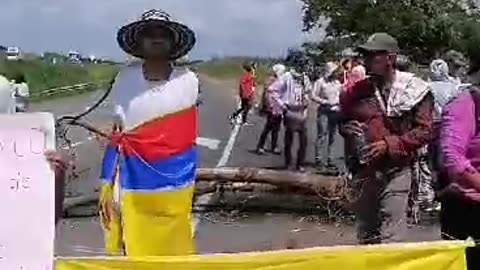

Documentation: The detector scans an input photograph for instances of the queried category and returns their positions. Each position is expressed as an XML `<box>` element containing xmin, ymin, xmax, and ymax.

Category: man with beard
<box><xmin>340</xmin><ymin>33</ymin><xmax>433</xmax><ymax>244</ymax></box>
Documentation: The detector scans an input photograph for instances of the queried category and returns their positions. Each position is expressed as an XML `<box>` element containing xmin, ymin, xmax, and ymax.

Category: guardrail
<box><xmin>31</xmin><ymin>81</ymin><xmax>109</xmax><ymax>99</ymax></box>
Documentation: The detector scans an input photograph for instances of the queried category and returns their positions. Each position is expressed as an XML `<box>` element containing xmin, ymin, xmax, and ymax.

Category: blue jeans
<box><xmin>315</xmin><ymin>107</ymin><xmax>340</xmax><ymax>166</ymax></box>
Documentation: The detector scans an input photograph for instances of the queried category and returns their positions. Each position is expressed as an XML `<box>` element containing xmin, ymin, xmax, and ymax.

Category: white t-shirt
<box><xmin>110</xmin><ymin>63</ymin><xmax>199</xmax><ymax>131</ymax></box>
<box><xmin>14</xmin><ymin>82</ymin><xmax>30</xmax><ymax>97</ymax></box>
<box><xmin>0</xmin><ymin>76</ymin><xmax>15</xmax><ymax>114</ymax></box>
<box><xmin>312</xmin><ymin>77</ymin><xmax>342</xmax><ymax>110</ymax></box>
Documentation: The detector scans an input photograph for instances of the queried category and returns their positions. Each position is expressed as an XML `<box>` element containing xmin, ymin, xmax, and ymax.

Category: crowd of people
<box><xmin>238</xmin><ymin>33</ymin><xmax>480</xmax><ymax>251</ymax></box>
<box><xmin>93</xmin><ymin>9</ymin><xmax>480</xmax><ymax>263</ymax></box>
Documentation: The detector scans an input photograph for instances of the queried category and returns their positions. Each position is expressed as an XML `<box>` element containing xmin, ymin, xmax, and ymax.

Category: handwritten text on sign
<box><xmin>0</xmin><ymin>128</ymin><xmax>54</xmax><ymax>270</ymax></box>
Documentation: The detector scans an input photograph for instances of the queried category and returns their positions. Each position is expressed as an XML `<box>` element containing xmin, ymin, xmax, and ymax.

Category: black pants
<box><xmin>284</xmin><ymin>118</ymin><xmax>307</xmax><ymax>167</ymax></box>
<box><xmin>257</xmin><ymin>113</ymin><xmax>282</xmax><ymax>150</ymax></box>
<box><xmin>231</xmin><ymin>98</ymin><xmax>252</xmax><ymax>123</ymax></box>
<box><xmin>440</xmin><ymin>195</ymin><xmax>480</xmax><ymax>270</ymax></box>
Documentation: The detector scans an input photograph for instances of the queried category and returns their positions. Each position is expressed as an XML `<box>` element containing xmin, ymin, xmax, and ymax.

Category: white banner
<box><xmin>0</xmin><ymin>113</ymin><xmax>55</xmax><ymax>269</ymax></box>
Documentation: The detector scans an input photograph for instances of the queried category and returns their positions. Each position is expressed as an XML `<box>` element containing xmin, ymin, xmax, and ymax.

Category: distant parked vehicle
<box><xmin>68</xmin><ymin>50</ymin><xmax>82</xmax><ymax>64</ymax></box>
<box><xmin>6</xmin><ymin>47</ymin><xmax>22</xmax><ymax>61</ymax></box>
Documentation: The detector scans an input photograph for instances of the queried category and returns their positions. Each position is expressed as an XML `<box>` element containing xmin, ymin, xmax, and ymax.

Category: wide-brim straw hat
<box><xmin>117</xmin><ymin>9</ymin><xmax>196</xmax><ymax>60</ymax></box>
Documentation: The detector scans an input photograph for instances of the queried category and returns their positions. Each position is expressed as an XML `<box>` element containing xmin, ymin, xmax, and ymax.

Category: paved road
<box><xmin>33</xmin><ymin>76</ymin><xmax>241</xmax><ymax>256</ymax></box>
<box><xmin>33</xmin><ymin>76</ymin><xmax>440</xmax><ymax>257</ymax></box>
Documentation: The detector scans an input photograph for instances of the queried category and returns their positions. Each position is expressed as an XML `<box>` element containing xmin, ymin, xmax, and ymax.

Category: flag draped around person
<box><xmin>99</xmin><ymin>9</ymin><xmax>198</xmax><ymax>256</ymax></box>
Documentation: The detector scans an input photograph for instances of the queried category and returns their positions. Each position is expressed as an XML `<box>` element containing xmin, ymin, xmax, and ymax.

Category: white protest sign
<box><xmin>0</xmin><ymin>113</ymin><xmax>55</xmax><ymax>270</ymax></box>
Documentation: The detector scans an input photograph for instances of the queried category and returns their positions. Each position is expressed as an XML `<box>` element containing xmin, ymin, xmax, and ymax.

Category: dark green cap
<box><xmin>358</xmin><ymin>33</ymin><xmax>399</xmax><ymax>53</ymax></box>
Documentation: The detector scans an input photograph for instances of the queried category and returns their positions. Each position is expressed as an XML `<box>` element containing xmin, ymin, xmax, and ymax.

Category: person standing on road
<box><xmin>437</xmin><ymin>51</ymin><xmax>480</xmax><ymax>269</ymax></box>
<box><xmin>270</xmin><ymin>56</ymin><xmax>310</xmax><ymax>172</ymax></box>
<box><xmin>408</xmin><ymin>59</ymin><xmax>459</xmax><ymax>215</ymax></box>
<box><xmin>99</xmin><ymin>9</ymin><xmax>198</xmax><ymax>256</ymax></box>
<box><xmin>255</xmin><ymin>64</ymin><xmax>286</xmax><ymax>155</ymax></box>
<box><xmin>340</xmin><ymin>58</ymin><xmax>352</xmax><ymax>86</ymax></box>
<box><xmin>429</xmin><ymin>59</ymin><xmax>467</xmax><ymax>177</ymax></box>
<box><xmin>339</xmin><ymin>57</ymin><xmax>366</xmax><ymax>108</ymax></box>
<box><xmin>444</xmin><ymin>50</ymin><xmax>468</xmax><ymax>85</ymax></box>
<box><xmin>343</xmin><ymin>57</ymin><xmax>366</xmax><ymax>93</ymax></box>
<box><xmin>339</xmin><ymin>33</ymin><xmax>433</xmax><ymax>244</ymax></box>
<box><xmin>351</xmin><ymin>57</ymin><xmax>366</xmax><ymax>81</ymax></box>
<box><xmin>430</xmin><ymin>59</ymin><xmax>466</xmax><ymax>118</ymax></box>
<box><xmin>12</xmin><ymin>73</ymin><xmax>30</xmax><ymax>112</ymax></box>
<box><xmin>312</xmin><ymin>62</ymin><xmax>342</xmax><ymax>170</ymax></box>
<box><xmin>229</xmin><ymin>63</ymin><xmax>255</xmax><ymax>125</ymax></box>
<box><xmin>0</xmin><ymin>74</ymin><xmax>15</xmax><ymax>114</ymax></box>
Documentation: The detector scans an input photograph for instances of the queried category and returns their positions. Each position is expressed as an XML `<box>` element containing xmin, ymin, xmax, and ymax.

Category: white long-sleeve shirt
<box><xmin>0</xmin><ymin>76</ymin><xmax>15</xmax><ymax>114</ymax></box>
<box><xmin>311</xmin><ymin>77</ymin><xmax>342</xmax><ymax>111</ymax></box>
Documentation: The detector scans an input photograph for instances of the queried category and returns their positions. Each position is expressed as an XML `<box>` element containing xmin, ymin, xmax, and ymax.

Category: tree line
<box><xmin>300</xmin><ymin>0</ymin><xmax>480</xmax><ymax>63</ymax></box>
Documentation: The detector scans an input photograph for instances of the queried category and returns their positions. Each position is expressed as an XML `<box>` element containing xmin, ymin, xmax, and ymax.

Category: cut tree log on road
<box><xmin>195</xmin><ymin>182</ymin><xmax>279</xmax><ymax>196</ymax></box>
<box><xmin>196</xmin><ymin>167</ymin><xmax>348</xmax><ymax>201</ymax></box>
<box><xmin>64</xmin><ymin>167</ymin><xmax>351</xmax><ymax>213</ymax></box>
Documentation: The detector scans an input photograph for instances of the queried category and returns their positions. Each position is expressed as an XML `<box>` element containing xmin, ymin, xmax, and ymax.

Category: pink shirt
<box><xmin>351</xmin><ymin>65</ymin><xmax>366</xmax><ymax>84</ymax></box>
<box><xmin>340</xmin><ymin>65</ymin><xmax>366</xmax><ymax>110</ymax></box>
<box><xmin>440</xmin><ymin>92</ymin><xmax>480</xmax><ymax>200</ymax></box>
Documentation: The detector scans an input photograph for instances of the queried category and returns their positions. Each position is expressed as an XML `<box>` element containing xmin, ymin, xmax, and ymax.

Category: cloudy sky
<box><xmin>0</xmin><ymin>0</ymin><xmax>322</xmax><ymax>60</ymax></box>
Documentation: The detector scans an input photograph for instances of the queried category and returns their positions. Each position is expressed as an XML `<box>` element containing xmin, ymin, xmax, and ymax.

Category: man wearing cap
<box><xmin>99</xmin><ymin>9</ymin><xmax>198</xmax><ymax>256</ymax></box>
<box><xmin>340</xmin><ymin>33</ymin><xmax>433</xmax><ymax>244</ymax></box>
<box><xmin>312</xmin><ymin>62</ymin><xmax>342</xmax><ymax>170</ymax></box>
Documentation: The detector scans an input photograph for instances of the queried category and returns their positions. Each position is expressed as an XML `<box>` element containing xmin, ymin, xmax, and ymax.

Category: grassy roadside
<box><xmin>195</xmin><ymin>58</ymin><xmax>279</xmax><ymax>103</ymax></box>
<box><xmin>195</xmin><ymin>58</ymin><xmax>277</xmax><ymax>86</ymax></box>
<box><xmin>0</xmin><ymin>59</ymin><xmax>119</xmax><ymax>100</ymax></box>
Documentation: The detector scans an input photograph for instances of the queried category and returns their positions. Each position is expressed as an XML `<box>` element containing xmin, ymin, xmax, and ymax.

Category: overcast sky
<box><xmin>0</xmin><ymin>0</ymin><xmax>322</xmax><ymax>60</ymax></box>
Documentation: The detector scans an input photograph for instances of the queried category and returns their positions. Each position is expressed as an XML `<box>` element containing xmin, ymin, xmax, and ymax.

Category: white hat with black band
<box><xmin>117</xmin><ymin>9</ymin><xmax>196</xmax><ymax>60</ymax></box>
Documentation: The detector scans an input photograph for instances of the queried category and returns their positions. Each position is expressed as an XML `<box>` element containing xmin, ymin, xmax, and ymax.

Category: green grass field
<box><xmin>0</xmin><ymin>59</ymin><xmax>119</xmax><ymax>99</ymax></box>
<box><xmin>195</xmin><ymin>57</ymin><xmax>280</xmax><ymax>85</ymax></box>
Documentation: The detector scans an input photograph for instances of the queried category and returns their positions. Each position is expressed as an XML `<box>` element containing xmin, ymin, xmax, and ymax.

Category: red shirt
<box><xmin>340</xmin><ymin>79</ymin><xmax>433</xmax><ymax>171</ymax></box>
<box><xmin>239</xmin><ymin>72</ymin><xmax>254</xmax><ymax>99</ymax></box>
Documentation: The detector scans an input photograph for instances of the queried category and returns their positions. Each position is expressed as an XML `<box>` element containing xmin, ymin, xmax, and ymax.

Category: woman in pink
<box><xmin>256</xmin><ymin>64</ymin><xmax>285</xmax><ymax>154</ymax></box>
<box><xmin>340</xmin><ymin>58</ymin><xmax>366</xmax><ymax>110</ymax></box>
<box><xmin>439</xmin><ymin>53</ymin><xmax>480</xmax><ymax>249</ymax></box>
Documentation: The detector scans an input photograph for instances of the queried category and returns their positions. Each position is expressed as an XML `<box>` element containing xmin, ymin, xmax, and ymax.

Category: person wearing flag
<box><xmin>99</xmin><ymin>9</ymin><xmax>198</xmax><ymax>256</ymax></box>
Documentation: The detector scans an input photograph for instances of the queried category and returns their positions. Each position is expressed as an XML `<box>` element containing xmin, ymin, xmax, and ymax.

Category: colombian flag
<box><xmin>100</xmin><ymin>106</ymin><xmax>197</xmax><ymax>256</ymax></box>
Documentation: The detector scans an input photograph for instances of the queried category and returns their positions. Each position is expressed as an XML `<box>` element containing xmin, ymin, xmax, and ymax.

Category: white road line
<box><xmin>196</xmin><ymin>137</ymin><xmax>221</xmax><ymax>150</ymax></box>
<box><xmin>61</xmin><ymin>136</ymin><xmax>95</xmax><ymax>150</ymax></box>
<box><xmin>192</xmin><ymin>123</ymin><xmax>242</xmax><ymax>233</ymax></box>
<box><xmin>71</xmin><ymin>245</ymin><xmax>108</xmax><ymax>255</ymax></box>
<box><xmin>216</xmin><ymin>125</ymin><xmax>241</xmax><ymax>167</ymax></box>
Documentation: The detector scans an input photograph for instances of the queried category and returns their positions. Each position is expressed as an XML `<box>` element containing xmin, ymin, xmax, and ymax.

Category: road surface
<box><xmin>32</xmin><ymin>76</ymin><xmax>440</xmax><ymax>257</ymax></box>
